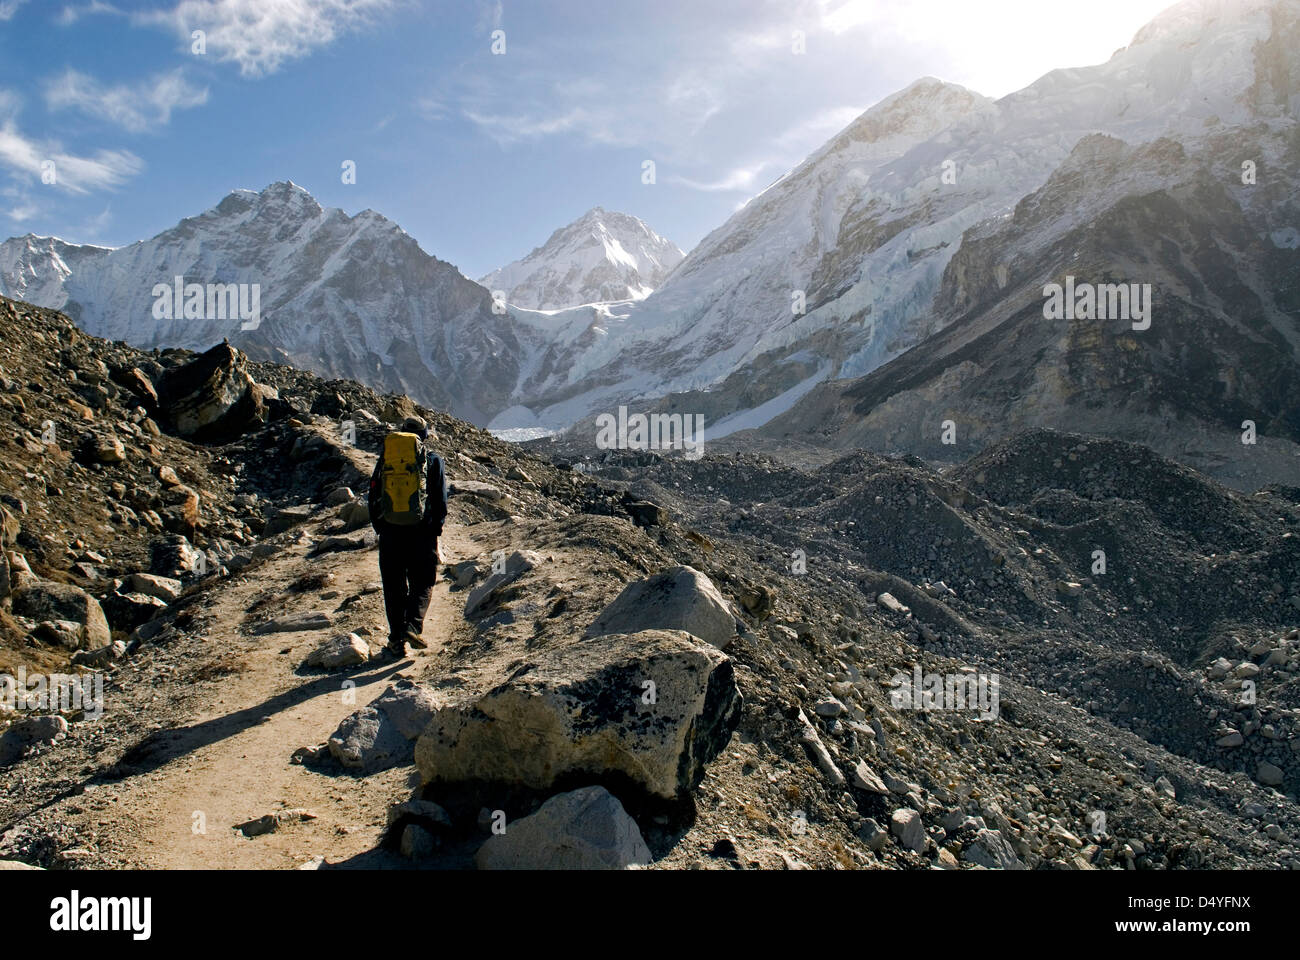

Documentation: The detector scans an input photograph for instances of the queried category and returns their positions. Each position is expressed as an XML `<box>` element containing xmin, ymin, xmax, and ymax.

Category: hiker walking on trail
<box><xmin>368</xmin><ymin>415</ymin><xmax>448</xmax><ymax>659</ymax></box>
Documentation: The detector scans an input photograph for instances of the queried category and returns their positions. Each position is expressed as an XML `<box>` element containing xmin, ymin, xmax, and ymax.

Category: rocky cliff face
<box><xmin>749</xmin><ymin>124</ymin><xmax>1300</xmax><ymax>490</ymax></box>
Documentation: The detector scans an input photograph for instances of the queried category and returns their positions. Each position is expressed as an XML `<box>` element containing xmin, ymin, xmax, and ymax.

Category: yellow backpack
<box><xmin>379</xmin><ymin>431</ymin><xmax>424</xmax><ymax>525</ymax></box>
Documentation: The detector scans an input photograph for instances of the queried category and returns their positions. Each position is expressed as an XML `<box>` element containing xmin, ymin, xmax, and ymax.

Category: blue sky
<box><xmin>0</xmin><ymin>0</ymin><xmax>1175</xmax><ymax>280</ymax></box>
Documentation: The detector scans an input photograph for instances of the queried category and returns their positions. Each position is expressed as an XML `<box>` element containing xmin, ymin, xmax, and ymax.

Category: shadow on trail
<box><xmin>99</xmin><ymin>659</ymin><xmax>411</xmax><ymax>782</ymax></box>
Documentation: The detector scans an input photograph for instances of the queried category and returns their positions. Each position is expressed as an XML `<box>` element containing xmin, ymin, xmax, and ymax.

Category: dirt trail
<box><xmin>98</xmin><ymin>523</ymin><xmax>479</xmax><ymax>870</ymax></box>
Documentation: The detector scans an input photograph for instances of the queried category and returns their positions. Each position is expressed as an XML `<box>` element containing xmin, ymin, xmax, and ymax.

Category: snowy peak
<box><xmin>479</xmin><ymin>207</ymin><xmax>684</xmax><ymax>310</ymax></box>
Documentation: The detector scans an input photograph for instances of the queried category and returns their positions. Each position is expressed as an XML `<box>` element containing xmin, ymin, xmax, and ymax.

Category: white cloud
<box><xmin>5</xmin><ymin>199</ymin><xmax>40</xmax><ymax>223</ymax></box>
<box><xmin>0</xmin><ymin>117</ymin><xmax>143</xmax><ymax>194</ymax></box>
<box><xmin>45</xmin><ymin>68</ymin><xmax>209</xmax><ymax>132</ymax></box>
<box><xmin>0</xmin><ymin>0</ymin><xmax>28</xmax><ymax>22</ymax></box>
<box><xmin>135</xmin><ymin>0</ymin><xmax>397</xmax><ymax>77</ymax></box>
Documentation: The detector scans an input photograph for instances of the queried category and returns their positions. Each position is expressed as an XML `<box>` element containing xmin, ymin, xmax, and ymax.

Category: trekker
<box><xmin>368</xmin><ymin>415</ymin><xmax>448</xmax><ymax>660</ymax></box>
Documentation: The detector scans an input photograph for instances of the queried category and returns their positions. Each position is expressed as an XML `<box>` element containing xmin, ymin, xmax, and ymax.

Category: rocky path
<box><xmin>87</xmin><ymin>522</ymin><xmax>478</xmax><ymax>870</ymax></box>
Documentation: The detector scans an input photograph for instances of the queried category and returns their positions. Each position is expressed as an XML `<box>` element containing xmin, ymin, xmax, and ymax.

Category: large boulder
<box><xmin>415</xmin><ymin>629</ymin><xmax>742</xmax><ymax>800</ymax></box>
<box><xmin>327</xmin><ymin>680</ymin><xmax>438</xmax><ymax>773</ymax></box>
<box><xmin>155</xmin><ymin>342</ymin><xmax>265</xmax><ymax>441</ymax></box>
<box><xmin>10</xmin><ymin>582</ymin><xmax>110</xmax><ymax>649</ymax></box>
<box><xmin>587</xmin><ymin>565</ymin><xmax>737</xmax><ymax>650</ymax></box>
<box><xmin>475</xmin><ymin>786</ymin><xmax>652</xmax><ymax>870</ymax></box>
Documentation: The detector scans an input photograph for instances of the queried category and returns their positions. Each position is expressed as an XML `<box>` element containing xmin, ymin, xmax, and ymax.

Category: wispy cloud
<box><xmin>45</xmin><ymin>68</ymin><xmax>209</xmax><ymax>133</ymax></box>
<box><xmin>133</xmin><ymin>0</ymin><xmax>398</xmax><ymax>77</ymax></box>
<box><xmin>0</xmin><ymin>0</ymin><xmax>29</xmax><ymax>22</ymax></box>
<box><xmin>669</xmin><ymin>162</ymin><xmax>777</xmax><ymax>193</ymax></box>
<box><xmin>56</xmin><ymin>1</ymin><xmax>125</xmax><ymax>26</ymax></box>
<box><xmin>0</xmin><ymin>94</ymin><xmax>142</xmax><ymax>195</ymax></box>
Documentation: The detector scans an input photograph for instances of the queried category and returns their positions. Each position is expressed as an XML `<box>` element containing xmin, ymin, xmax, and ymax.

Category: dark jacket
<box><xmin>368</xmin><ymin>442</ymin><xmax>448</xmax><ymax>539</ymax></box>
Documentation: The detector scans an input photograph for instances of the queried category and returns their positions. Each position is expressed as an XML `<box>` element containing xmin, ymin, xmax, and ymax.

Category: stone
<box><xmin>962</xmin><ymin>828</ymin><xmax>1027</xmax><ymax>870</ymax></box>
<box><xmin>734</xmin><ymin>584</ymin><xmax>774</xmax><ymax>620</ymax></box>
<box><xmin>474</xmin><ymin>786</ymin><xmax>652</xmax><ymax>870</ymax></box>
<box><xmin>305</xmin><ymin>633</ymin><xmax>369</xmax><ymax>669</ymax></box>
<box><xmin>416</xmin><ymin>629</ymin><xmax>742</xmax><ymax>800</ymax></box>
<box><xmin>447</xmin><ymin>560</ymin><xmax>480</xmax><ymax>588</ymax></box>
<box><xmin>934</xmin><ymin>848</ymin><xmax>960</xmax><ymax>869</ymax></box>
<box><xmin>625</xmin><ymin>500</ymin><xmax>668</xmax><ymax>528</ymax></box>
<box><xmin>876</xmin><ymin>592</ymin><xmax>909</xmax><ymax>615</ymax></box>
<box><xmin>327</xmin><ymin>704</ymin><xmax>410</xmax><ymax>773</ymax></box>
<box><xmin>161</xmin><ymin>485</ymin><xmax>201</xmax><ymax>534</ymax></box>
<box><xmin>338</xmin><ymin>500</ymin><xmax>370</xmax><ymax>531</ymax></box>
<box><xmin>326</xmin><ymin>681</ymin><xmax>437</xmax><ymax>773</ymax></box>
<box><xmin>89</xmin><ymin>434</ymin><xmax>126</xmax><ymax>464</ymax></box>
<box><xmin>1055</xmin><ymin>580</ymin><xmax>1083</xmax><ymax>598</ymax></box>
<box><xmin>1258</xmin><ymin>762</ymin><xmax>1285</xmax><ymax>786</ymax></box>
<box><xmin>156</xmin><ymin>341</ymin><xmax>266</xmax><ymax>442</ymax></box>
<box><xmin>253</xmin><ymin>611</ymin><xmax>333</xmax><ymax>634</ymax></box>
<box><xmin>587</xmin><ymin>565</ymin><xmax>736</xmax><ymax>650</ymax></box>
<box><xmin>102</xmin><ymin>591</ymin><xmax>168</xmax><ymax>632</ymax></box>
<box><xmin>452</xmin><ymin>480</ymin><xmax>508</xmax><ymax>504</ymax></box>
<box><xmin>851</xmin><ymin>760</ymin><xmax>889</xmax><ymax>795</ymax></box>
<box><xmin>464</xmin><ymin>550</ymin><xmax>541</xmax><ymax>618</ymax></box>
<box><xmin>0</xmin><ymin>715</ymin><xmax>69</xmax><ymax>765</ymax></box>
<box><xmin>369</xmin><ymin>680</ymin><xmax>438</xmax><ymax>740</ymax></box>
<box><xmin>266</xmin><ymin>505</ymin><xmax>313</xmax><ymax>536</ymax></box>
<box><xmin>387</xmin><ymin>798</ymin><xmax>453</xmax><ymax>831</ymax></box>
<box><xmin>890</xmin><ymin>808</ymin><xmax>926</xmax><ymax>853</ymax></box>
<box><xmin>121</xmin><ymin>572</ymin><xmax>183</xmax><ymax>602</ymax></box>
<box><xmin>150</xmin><ymin>535</ymin><xmax>203</xmax><ymax>578</ymax></box>
<box><xmin>0</xmin><ymin>550</ymin><xmax>8</xmax><ymax>601</ymax></box>
<box><xmin>324</xmin><ymin>487</ymin><xmax>356</xmax><ymax>506</ymax></box>
<box><xmin>72</xmin><ymin>640</ymin><xmax>127</xmax><ymax>668</ymax></box>
<box><xmin>237</xmin><ymin>808</ymin><xmax>317</xmax><ymax>837</ymax></box>
<box><xmin>10</xmin><ymin>582</ymin><xmax>110</xmax><ymax>650</ymax></box>
<box><xmin>796</xmin><ymin>709</ymin><xmax>845</xmax><ymax>786</ymax></box>
<box><xmin>31</xmin><ymin>620</ymin><xmax>84</xmax><ymax>649</ymax></box>
<box><xmin>309</xmin><ymin>531</ymin><xmax>373</xmax><ymax>556</ymax></box>
<box><xmin>857</xmin><ymin>818</ymin><xmax>889</xmax><ymax>851</ymax></box>
<box><xmin>400</xmin><ymin>824</ymin><xmax>437</xmax><ymax>859</ymax></box>
<box><xmin>814</xmin><ymin>698</ymin><xmax>845</xmax><ymax>718</ymax></box>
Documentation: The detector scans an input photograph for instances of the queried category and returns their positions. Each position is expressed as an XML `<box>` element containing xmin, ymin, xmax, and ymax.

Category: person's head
<box><xmin>400</xmin><ymin>415</ymin><xmax>431</xmax><ymax>442</ymax></box>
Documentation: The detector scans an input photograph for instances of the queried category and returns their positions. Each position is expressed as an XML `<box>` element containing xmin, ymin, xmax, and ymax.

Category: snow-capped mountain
<box><xmin>496</xmin><ymin>0</ymin><xmax>1300</xmax><ymax>440</ymax></box>
<box><xmin>0</xmin><ymin>182</ymin><xmax>543</xmax><ymax>425</ymax></box>
<box><xmin>478</xmin><ymin>207</ymin><xmax>683</xmax><ymax>310</ymax></box>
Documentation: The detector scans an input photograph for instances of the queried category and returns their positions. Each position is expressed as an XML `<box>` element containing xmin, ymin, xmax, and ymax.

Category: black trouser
<box><xmin>377</xmin><ymin>531</ymin><xmax>437</xmax><ymax>643</ymax></box>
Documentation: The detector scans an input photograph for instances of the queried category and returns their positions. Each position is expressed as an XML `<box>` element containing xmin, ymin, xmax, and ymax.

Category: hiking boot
<box><xmin>375</xmin><ymin>641</ymin><xmax>406</xmax><ymax>662</ymax></box>
<box><xmin>405</xmin><ymin>628</ymin><xmax>428</xmax><ymax>650</ymax></box>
